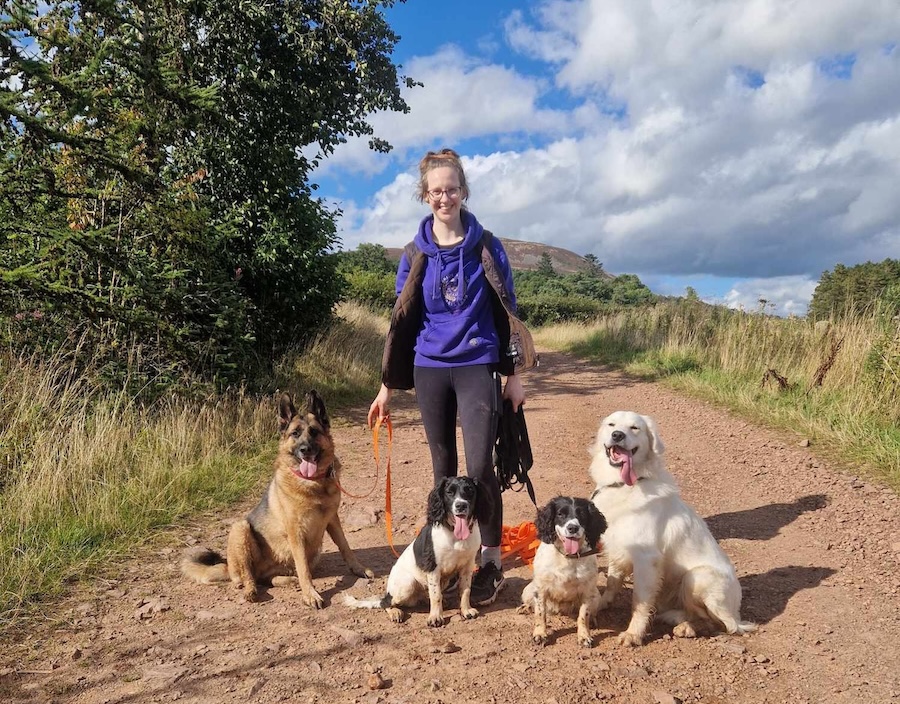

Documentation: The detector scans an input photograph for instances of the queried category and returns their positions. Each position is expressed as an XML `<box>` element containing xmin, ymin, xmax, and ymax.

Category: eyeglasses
<box><xmin>427</xmin><ymin>187</ymin><xmax>462</xmax><ymax>200</ymax></box>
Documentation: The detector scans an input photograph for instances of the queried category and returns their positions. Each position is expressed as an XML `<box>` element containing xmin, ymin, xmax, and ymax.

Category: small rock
<box><xmin>429</xmin><ymin>680</ymin><xmax>441</xmax><ymax>692</ymax></box>
<box><xmin>330</xmin><ymin>625</ymin><xmax>365</xmax><ymax>646</ymax></box>
<box><xmin>652</xmin><ymin>692</ymin><xmax>682</xmax><ymax>704</ymax></box>
<box><xmin>440</xmin><ymin>641</ymin><xmax>461</xmax><ymax>654</ymax></box>
<box><xmin>133</xmin><ymin>598</ymin><xmax>169</xmax><ymax>620</ymax></box>
<box><xmin>246</xmin><ymin>677</ymin><xmax>265</xmax><ymax>697</ymax></box>
<box><xmin>70</xmin><ymin>648</ymin><xmax>83</xmax><ymax>661</ymax></box>
<box><xmin>368</xmin><ymin>673</ymin><xmax>387</xmax><ymax>690</ymax></box>
<box><xmin>346</xmin><ymin>505</ymin><xmax>380</xmax><ymax>531</ymax></box>
<box><xmin>799</xmin><ymin>438</ymin><xmax>811</xmax><ymax>447</ymax></box>
<box><xmin>721</xmin><ymin>643</ymin><xmax>746</xmax><ymax>656</ymax></box>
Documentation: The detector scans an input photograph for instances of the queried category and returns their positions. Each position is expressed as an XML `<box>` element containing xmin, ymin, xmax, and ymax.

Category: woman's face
<box><xmin>425</xmin><ymin>165</ymin><xmax>464</xmax><ymax>228</ymax></box>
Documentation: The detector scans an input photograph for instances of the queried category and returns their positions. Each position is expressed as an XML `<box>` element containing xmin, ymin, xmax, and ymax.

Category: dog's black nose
<box><xmin>611</xmin><ymin>430</ymin><xmax>625</xmax><ymax>442</ymax></box>
<box><xmin>565</xmin><ymin>523</ymin><xmax>580</xmax><ymax>536</ymax></box>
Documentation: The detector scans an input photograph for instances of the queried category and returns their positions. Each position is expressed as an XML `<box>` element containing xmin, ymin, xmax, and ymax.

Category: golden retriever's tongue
<box><xmin>296</xmin><ymin>460</ymin><xmax>318</xmax><ymax>478</ymax></box>
<box><xmin>453</xmin><ymin>516</ymin><xmax>470</xmax><ymax>540</ymax></box>
<box><xmin>620</xmin><ymin>452</ymin><xmax>636</xmax><ymax>486</ymax></box>
<box><xmin>563</xmin><ymin>537</ymin><xmax>581</xmax><ymax>555</ymax></box>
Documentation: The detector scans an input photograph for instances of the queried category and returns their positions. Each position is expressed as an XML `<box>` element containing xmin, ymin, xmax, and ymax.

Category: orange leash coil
<box><xmin>500</xmin><ymin>521</ymin><xmax>540</xmax><ymax>566</ymax></box>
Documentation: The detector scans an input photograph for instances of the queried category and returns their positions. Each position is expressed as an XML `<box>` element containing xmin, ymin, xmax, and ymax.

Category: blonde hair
<box><xmin>415</xmin><ymin>148</ymin><xmax>469</xmax><ymax>203</ymax></box>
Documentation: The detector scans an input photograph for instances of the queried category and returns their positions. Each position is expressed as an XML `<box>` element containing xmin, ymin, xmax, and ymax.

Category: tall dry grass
<box><xmin>536</xmin><ymin>301</ymin><xmax>900</xmax><ymax>487</ymax></box>
<box><xmin>0</xmin><ymin>302</ymin><xmax>387</xmax><ymax>626</ymax></box>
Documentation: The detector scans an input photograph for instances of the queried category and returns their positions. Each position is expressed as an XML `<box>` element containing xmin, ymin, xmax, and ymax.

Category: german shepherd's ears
<box><xmin>305</xmin><ymin>389</ymin><xmax>330</xmax><ymax>431</ymax></box>
<box><xmin>279</xmin><ymin>392</ymin><xmax>297</xmax><ymax>432</ymax></box>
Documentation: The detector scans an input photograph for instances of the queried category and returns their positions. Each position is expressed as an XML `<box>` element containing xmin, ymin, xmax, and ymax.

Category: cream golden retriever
<box><xmin>589</xmin><ymin>411</ymin><xmax>756</xmax><ymax>646</ymax></box>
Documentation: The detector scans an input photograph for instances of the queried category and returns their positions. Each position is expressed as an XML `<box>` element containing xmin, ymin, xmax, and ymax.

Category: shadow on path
<box><xmin>706</xmin><ymin>494</ymin><xmax>830</xmax><ymax>541</ymax></box>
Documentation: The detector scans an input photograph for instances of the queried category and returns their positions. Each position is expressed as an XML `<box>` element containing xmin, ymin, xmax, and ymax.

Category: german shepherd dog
<box><xmin>181</xmin><ymin>391</ymin><xmax>374</xmax><ymax>607</ymax></box>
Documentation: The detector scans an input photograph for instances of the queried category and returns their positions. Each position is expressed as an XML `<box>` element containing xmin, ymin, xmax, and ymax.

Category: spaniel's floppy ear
<box><xmin>642</xmin><ymin>414</ymin><xmax>665</xmax><ymax>456</ymax></box>
<box><xmin>535</xmin><ymin>499</ymin><xmax>559</xmax><ymax>544</ymax></box>
<box><xmin>426</xmin><ymin>478</ymin><xmax>449</xmax><ymax>525</ymax></box>
<box><xmin>279</xmin><ymin>392</ymin><xmax>297</xmax><ymax>432</ymax></box>
<box><xmin>473</xmin><ymin>478</ymin><xmax>494</xmax><ymax>526</ymax></box>
<box><xmin>584</xmin><ymin>500</ymin><xmax>607</xmax><ymax>549</ymax></box>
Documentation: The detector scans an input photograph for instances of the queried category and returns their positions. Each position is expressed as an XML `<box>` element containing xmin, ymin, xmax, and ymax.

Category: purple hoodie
<box><xmin>395</xmin><ymin>211</ymin><xmax>517</xmax><ymax>368</ymax></box>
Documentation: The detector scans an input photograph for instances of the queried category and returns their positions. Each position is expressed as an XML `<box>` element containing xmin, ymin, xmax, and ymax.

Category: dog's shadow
<box><xmin>705</xmin><ymin>494</ymin><xmax>829</xmax><ymax>541</ymax></box>
<box><xmin>740</xmin><ymin>565</ymin><xmax>837</xmax><ymax>624</ymax></box>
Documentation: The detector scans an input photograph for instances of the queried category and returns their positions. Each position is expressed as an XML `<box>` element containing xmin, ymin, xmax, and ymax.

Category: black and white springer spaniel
<box><xmin>346</xmin><ymin>476</ymin><xmax>491</xmax><ymax>626</ymax></box>
<box><xmin>519</xmin><ymin>496</ymin><xmax>607</xmax><ymax>646</ymax></box>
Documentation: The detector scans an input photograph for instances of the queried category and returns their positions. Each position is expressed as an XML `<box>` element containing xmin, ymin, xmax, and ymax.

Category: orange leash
<box><xmin>500</xmin><ymin>521</ymin><xmax>541</xmax><ymax>566</ymax></box>
<box><xmin>373</xmin><ymin>416</ymin><xmax>400</xmax><ymax>558</ymax></box>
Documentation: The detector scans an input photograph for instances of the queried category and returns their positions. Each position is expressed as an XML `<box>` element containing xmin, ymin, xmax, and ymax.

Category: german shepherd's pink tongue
<box><xmin>296</xmin><ymin>459</ymin><xmax>318</xmax><ymax>478</ymax></box>
<box><xmin>453</xmin><ymin>516</ymin><xmax>470</xmax><ymax>540</ymax></box>
<box><xmin>611</xmin><ymin>446</ymin><xmax>637</xmax><ymax>486</ymax></box>
<box><xmin>563</xmin><ymin>537</ymin><xmax>581</xmax><ymax>555</ymax></box>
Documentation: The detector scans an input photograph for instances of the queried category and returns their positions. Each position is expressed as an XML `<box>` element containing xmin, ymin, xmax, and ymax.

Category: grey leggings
<box><xmin>414</xmin><ymin>364</ymin><xmax>502</xmax><ymax>546</ymax></box>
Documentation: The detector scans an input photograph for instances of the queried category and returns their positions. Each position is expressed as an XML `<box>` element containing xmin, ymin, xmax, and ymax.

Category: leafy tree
<box><xmin>809</xmin><ymin>259</ymin><xmax>900</xmax><ymax>320</ymax></box>
<box><xmin>1</xmin><ymin>0</ymin><xmax>410</xmax><ymax>389</ymax></box>
<box><xmin>336</xmin><ymin>243</ymin><xmax>396</xmax><ymax>277</ymax></box>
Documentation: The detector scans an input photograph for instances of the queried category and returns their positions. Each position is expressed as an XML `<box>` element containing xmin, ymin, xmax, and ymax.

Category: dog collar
<box><xmin>554</xmin><ymin>543</ymin><xmax>602</xmax><ymax>560</ymax></box>
<box><xmin>590</xmin><ymin>477</ymin><xmax>644</xmax><ymax>501</ymax></box>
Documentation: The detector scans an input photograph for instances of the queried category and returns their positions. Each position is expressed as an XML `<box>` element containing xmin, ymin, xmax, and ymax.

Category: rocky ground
<box><xmin>2</xmin><ymin>350</ymin><xmax>899</xmax><ymax>704</ymax></box>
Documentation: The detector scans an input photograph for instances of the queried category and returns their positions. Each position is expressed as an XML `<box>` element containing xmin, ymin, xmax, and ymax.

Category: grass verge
<box><xmin>0</xmin><ymin>302</ymin><xmax>387</xmax><ymax>627</ymax></box>
<box><xmin>535</xmin><ymin>302</ymin><xmax>900</xmax><ymax>491</ymax></box>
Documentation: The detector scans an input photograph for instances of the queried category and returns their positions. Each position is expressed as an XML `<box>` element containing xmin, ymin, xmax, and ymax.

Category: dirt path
<box><xmin>3</xmin><ymin>350</ymin><xmax>900</xmax><ymax>704</ymax></box>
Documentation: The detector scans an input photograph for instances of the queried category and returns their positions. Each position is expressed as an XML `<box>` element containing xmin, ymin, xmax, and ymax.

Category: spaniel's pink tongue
<box><xmin>453</xmin><ymin>516</ymin><xmax>470</xmax><ymax>540</ymax></box>
<box><xmin>296</xmin><ymin>460</ymin><xmax>318</xmax><ymax>478</ymax></box>
<box><xmin>563</xmin><ymin>537</ymin><xmax>581</xmax><ymax>555</ymax></box>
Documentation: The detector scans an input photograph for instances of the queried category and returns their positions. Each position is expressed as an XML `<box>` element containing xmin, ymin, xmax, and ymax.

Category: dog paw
<box><xmin>351</xmin><ymin>564</ymin><xmax>375</xmax><ymax>580</ymax></box>
<box><xmin>578</xmin><ymin>633</ymin><xmax>594</xmax><ymax>648</ymax></box>
<box><xmin>461</xmin><ymin>607</ymin><xmax>479</xmax><ymax>620</ymax></box>
<box><xmin>243</xmin><ymin>590</ymin><xmax>259</xmax><ymax>604</ymax></box>
<box><xmin>515</xmin><ymin>603</ymin><xmax>532</xmax><ymax>615</ymax></box>
<box><xmin>426</xmin><ymin>614</ymin><xmax>446</xmax><ymax>628</ymax></box>
<box><xmin>302</xmin><ymin>589</ymin><xmax>325</xmax><ymax>609</ymax></box>
<box><xmin>532</xmin><ymin>631</ymin><xmax>549</xmax><ymax>647</ymax></box>
<box><xmin>387</xmin><ymin>607</ymin><xmax>406</xmax><ymax>623</ymax></box>
<box><xmin>617</xmin><ymin>631</ymin><xmax>643</xmax><ymax>647</ymax></box>
<box><xmin>673</xmin><ymin>622</ymin><xmax>697</xmax><ymax>639</ymax></box>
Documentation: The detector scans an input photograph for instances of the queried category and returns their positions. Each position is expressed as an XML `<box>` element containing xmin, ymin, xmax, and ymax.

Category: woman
<box><xmin>368</xmin><ymin>148</ymin><xmax>526</xmax><ymax>606</ymax></box>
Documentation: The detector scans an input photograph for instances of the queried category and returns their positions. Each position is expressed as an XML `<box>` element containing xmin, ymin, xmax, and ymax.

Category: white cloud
<box><xmin>314</xmin><ymin>45</ymin><xmax>579</xmax><ymax>177</ymax></box>
<box><xmin>721</xmin><ymin>276</ymin><xmax>819</xmax><ymax>317</ymax></box>
<box><xmin>330</xmin><ymin>0</ymin><xmax>900</xmax><ymax>314</ymax></box>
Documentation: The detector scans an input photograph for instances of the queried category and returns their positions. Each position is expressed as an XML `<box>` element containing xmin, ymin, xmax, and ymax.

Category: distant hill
<box><xmin>385</xmin><ymin>237</ymin><xmax>613</xmax><ymax>278</ymax></box>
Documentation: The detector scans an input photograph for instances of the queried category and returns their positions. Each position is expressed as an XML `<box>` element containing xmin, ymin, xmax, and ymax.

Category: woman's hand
<box><xmin>367</xmin><ymin>384</ymin><xmax>392</xmax><ymax>428</ymax></box>
<box><xmin>502</xmin><ymin>374</ymin><xmax>525</xmax><ymax>411</ymax></box>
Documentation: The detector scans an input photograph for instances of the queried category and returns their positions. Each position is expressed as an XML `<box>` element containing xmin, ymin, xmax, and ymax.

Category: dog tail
<box><xmin>343</xmin><ymin>593</ymin><xmax>392</xmax><ymax>610</ymax></box>
<box><xmin>729</xmin><ymin>620</ymin><xmax>758</xmax><ymax>635</ymax></box>
<box><xmin>181</xmin><ymin>547</ymin><xmax>230</xmax><ymax>584</ymax></box>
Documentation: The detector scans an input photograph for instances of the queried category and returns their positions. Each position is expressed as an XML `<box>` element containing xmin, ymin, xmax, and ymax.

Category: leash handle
<box><xmin>374</xmin><ymin>415</ymin><xmax>400</xmax><ymax>558</ymax></box>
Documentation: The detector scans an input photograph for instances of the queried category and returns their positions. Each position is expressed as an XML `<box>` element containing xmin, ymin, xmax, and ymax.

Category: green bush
<box><xmin>517</xmin><ymin>295</ymin><xmax>606</xmax><ymax>326</ymax></box>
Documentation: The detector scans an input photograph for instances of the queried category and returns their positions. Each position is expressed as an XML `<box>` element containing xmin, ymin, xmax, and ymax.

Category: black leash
<box><xmin>493</xmin><ymin>398</ymin><xmax>537</xmax><ymax>505</ymax></box>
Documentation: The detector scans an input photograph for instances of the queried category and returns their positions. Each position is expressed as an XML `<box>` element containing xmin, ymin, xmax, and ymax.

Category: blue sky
<box><xmin>311</xmin><ymin>0</ymin><xmax>900</xmax><ymax>316</ymax></box>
